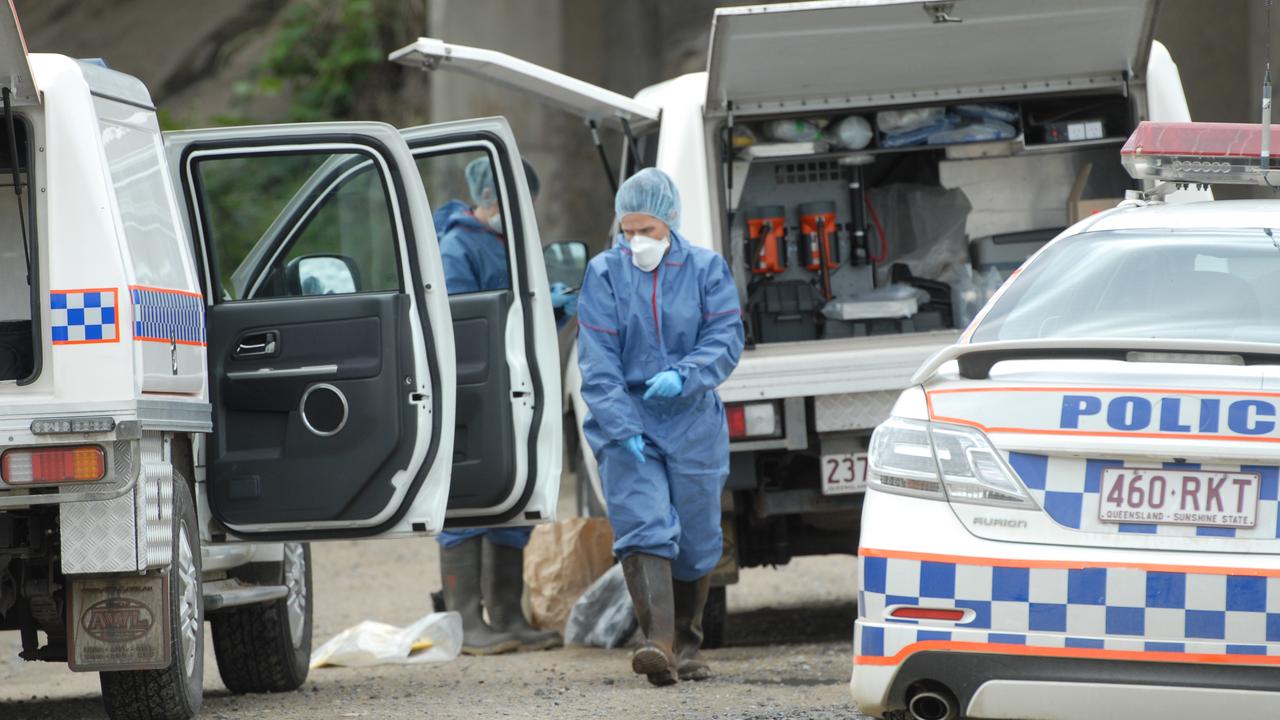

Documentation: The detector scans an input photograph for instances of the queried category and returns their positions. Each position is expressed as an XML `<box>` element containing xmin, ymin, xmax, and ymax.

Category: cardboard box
<box><xmin>1068</xmin><ymin>161</ymin><xmax>1123</xmax><ymax>223</ymax></box>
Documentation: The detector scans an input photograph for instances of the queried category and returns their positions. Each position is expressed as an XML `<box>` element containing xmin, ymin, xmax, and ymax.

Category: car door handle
<box><xmin>234</xmin><ymin>331</ymin><xmax>278</xmax><ymax>358</ymax></box>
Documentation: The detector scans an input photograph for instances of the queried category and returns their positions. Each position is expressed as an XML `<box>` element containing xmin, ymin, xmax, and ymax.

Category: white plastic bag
<box><xmin>949</xmin><ymin>266</ymin><xmax>1005</xmax><ymax>328</ymax></box>
<box><xmin>828</xmin><ymin>115</ymin><xmax>873</xmax><ymax>150</ymax></box>
<box><xmin>309</xmin><ymin>612</ymin><xmax>463</xmax><ymax>669</ymax></box>
<box><xmin>762</xmin><ymin>118</ymin><xmax>825</xmax><ymax>142</ymax></box>
<box><xmin>875</xmin><ymin>106</ymin><xmax>945</xmax><ymax>134</ymax></box>
<box><xmin>564</xmin><ymin>563</ymin><xmax>637</xmax><ymax>649</ymax></box>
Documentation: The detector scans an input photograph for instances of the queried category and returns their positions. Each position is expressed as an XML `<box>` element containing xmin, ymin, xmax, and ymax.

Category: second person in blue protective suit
<box><xmin>433</xmin><ymin>157</ymin><xmax>568</xmax><ymax>655</ymax></box>
<box><xmin>577</xmin><ymin>168</ymin><xmax>744</xmax><ymax>686</ymax></box>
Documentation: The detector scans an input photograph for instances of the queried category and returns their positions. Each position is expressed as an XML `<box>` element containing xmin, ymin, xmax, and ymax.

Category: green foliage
<box><xmin>253</xmin><ymin>0</ymin><xmax>389</xmax><ymax>122</ymax></box>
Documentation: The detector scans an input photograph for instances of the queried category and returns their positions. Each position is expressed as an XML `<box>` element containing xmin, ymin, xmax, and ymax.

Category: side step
<box><xmin>203</xmin><ymin>579</ymin><xmax>288</xmax><ymax>612</ymax></box>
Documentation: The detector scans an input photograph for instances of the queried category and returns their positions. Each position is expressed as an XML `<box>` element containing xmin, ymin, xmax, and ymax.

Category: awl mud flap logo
<box><xmin>81</xmin><ymin>597</ymin><xmax>154</xmax><ymax>642</ymax></box>
<box><xmin>69</xmin><ymin>576</ymin><xmax>169</xmax><ymax>671</ymax></box>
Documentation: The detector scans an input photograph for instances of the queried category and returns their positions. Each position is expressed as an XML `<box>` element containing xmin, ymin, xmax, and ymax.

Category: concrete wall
<box><xmin>13</xmin><ymin>1</ymin><xmax>1276</xmax><ymax>241</ymax></box>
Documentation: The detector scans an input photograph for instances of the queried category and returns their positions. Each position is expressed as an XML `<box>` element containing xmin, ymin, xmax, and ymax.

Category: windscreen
<box><xmin>971</xmin><ymin>230</ymin><xmax>1280</xmax><ymax>344</ymax></box>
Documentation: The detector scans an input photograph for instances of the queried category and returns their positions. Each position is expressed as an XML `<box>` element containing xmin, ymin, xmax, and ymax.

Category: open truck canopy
<box><xmin>389</xmin><ymin>37</ymin><xmax>659</xmax><ymax>131</ymax></box>
<box><xmin>0</xmin><ymin>0</ymin><xmax>37</xmax><ymax>105</ymax></box>
<box><xmin>704</xmin><ymin>0</ymin><xmax>1159</xmax><ymax>116</ymax></box>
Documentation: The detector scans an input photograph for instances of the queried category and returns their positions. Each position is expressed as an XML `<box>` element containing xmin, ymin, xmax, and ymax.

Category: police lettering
<box><xmin>1060</xmin><ymin>395</ymin><xmax>1278</xmax><ymax>435</ymax></box>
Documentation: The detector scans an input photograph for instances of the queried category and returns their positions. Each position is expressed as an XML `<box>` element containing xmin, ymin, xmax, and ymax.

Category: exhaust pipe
<box><xmin>907</xmin><ymin>687</ymin><xmax>959</xmax><ymax>720</ymax></box>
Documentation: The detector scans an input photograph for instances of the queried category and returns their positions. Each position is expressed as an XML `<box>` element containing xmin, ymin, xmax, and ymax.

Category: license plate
<box><xmin>821</xmin><ymin>453</ymin><xmax>868</xmax><ymax>496</ymax></box>
<box><xmin>1098</xmin><ymin>468</ymin><xmax>1260</xmax><ymax>528</ymax></box>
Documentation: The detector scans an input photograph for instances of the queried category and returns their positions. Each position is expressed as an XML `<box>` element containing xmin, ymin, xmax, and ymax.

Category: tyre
<box><xmin>100</xmin><ymin>474</ymin><xmax>204</xmax><ymax>720</ymax></box>
<box><xmin>702</xmin><ymin>585</ymin><xmax>727</xmax><ymax>649</ymax></box>
<box><xmin>210</xmin><ymin>542</ymin><xmax>313</xmax><ymax>694</ymax></box>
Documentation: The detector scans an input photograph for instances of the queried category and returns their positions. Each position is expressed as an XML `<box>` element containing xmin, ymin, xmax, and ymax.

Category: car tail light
<box><xmin>726</xmin><ymin>402</ymin><xmax>781</xmax><ymax>440</ymax></box>
<box><xmin>868</xmin><ymin>417</ymin><xmax>1036</xmax><ymax>509</ymax></box>
<box><xmin>2</xmin><ymin>446</ymin><xmax>106</xmax><ymax>485</ymax></box>
<box><xmin>889</xmin><ymin>606</ymin><xmax>967</xmax><ymax>622</ymax></box>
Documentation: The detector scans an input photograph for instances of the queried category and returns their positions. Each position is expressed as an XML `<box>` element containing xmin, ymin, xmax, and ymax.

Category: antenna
<box><xmin>1264</xmin><ymin>0</ymin><xmax>1274</xmax><ymax>170</ymax></box>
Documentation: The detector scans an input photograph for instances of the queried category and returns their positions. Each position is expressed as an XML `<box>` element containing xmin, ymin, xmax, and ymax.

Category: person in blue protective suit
<box><xmin>434</xmin><ymin>157</ymin><xmax>577</xmax><ymax>322</ymax></box>
<box><xmin>577</xmin><ymin>168</ymin><xmax>744</xmax><ymax>685</ymax></box>
<box><xmin>434</xmin><ymin>157</ymin><xmax>567</xmax><ymax>655</ymax></box>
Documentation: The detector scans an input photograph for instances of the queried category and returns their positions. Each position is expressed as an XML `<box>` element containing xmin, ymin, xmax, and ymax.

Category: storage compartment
<box><xmin>0</xmin><ymin>119</ymin><xmax>35</xmax><ymax>382</ymax></box>
<box><xmin>720</xmin><ymin>90</ymin><xmax>1140</xmax><ymax>346</ymax></box>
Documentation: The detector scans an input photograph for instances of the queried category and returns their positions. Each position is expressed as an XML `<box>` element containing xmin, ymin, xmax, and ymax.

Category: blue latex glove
<box><xmin>624</xmin><ymin>434</ymin><xmax>646</xmax><ymax>463</ymax></box>
<box><xmin>550</xmin><ymin>282</ymin><xmax>574</xmax><ymax>310</ymax></box>
<box><xmin>642</xmin><ymin>369</ymin><xmax>683</xmax><ymax>400</ymax></box>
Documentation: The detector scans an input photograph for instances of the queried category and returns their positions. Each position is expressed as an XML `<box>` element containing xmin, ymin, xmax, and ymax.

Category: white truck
<box><xmin>391</xmin><ymin>0</ymin><xmax>1208</xmax><ymax>644</ymax></box>
<box><xmin>0</xmin><ymin>7</ymin><xmax>562</xmax><ymax>719</ymax></box>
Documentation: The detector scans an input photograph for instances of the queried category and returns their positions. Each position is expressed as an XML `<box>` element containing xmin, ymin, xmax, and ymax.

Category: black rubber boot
<box><xmin>482</xmin><ymin>538</ymin><xmax>563</xmax><ymax>651</ymax></box>
<box><xmin>440</xmin><ymin>537</ymin><xmax>519</xmax><ymax>655</ymax></box>
<box><xmin>621</xmin><ymin>554</ymin><xmax>678</xmax><ymax>686</ymax></box>
<box><xmin>673</xmin><ymin>576</ymin><xmax>713</xmax><ymax>681</ymax></box>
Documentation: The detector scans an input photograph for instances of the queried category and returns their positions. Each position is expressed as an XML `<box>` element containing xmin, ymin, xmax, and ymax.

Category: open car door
<box><xmin>400</xmin><ymin>117</ymin><xmax>562</xmax><ymax>527</ymax></box>
<box><xmin>163</xmin><ymin>122</ymin><xmax>456</xmax><ymax>541</ymax></box>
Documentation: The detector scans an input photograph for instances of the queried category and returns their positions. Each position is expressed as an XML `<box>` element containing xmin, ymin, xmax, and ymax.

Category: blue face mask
<box><xmin>486</xmin><ymin>212</ymin><xmax>504</xmax><ymax>233</ymax></box>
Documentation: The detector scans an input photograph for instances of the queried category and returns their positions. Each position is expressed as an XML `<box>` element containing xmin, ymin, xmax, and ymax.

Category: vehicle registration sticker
<box><xmin>1098</xmin><ymin>468</ymin><xmax>1259</xmax><ymax>528</ymax></box>
<box><xmin>821</xmin><ymin>453</ymin><xmax>868</xmax><ymax>496</ymax></box>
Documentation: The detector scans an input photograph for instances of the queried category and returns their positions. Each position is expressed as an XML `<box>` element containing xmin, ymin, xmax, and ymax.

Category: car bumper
<box><xmin>851</xmin><ymin>490</ymin><xmax>1280</xmax><ymax>718</ymax></box>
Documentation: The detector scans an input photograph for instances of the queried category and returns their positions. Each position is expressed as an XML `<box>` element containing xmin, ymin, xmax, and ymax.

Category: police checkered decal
<box><xmin>130</xmin><ymin>287</ymin><xmax>206</xmax><ymax>346</ymax></box>
<box><xmin>857</xmin><ymin>553</ymin><xmax>1280</xmax><ymax>662</ymax></box>
<box><xmin>51</xmin><ymin>289</ymin><xmax>119</xmax><ymax>344</ymax></box>
<box><xmin>1007</xmin><ymin>452</ymin><xmax>1280</xmax><ymax>540</ymax></box>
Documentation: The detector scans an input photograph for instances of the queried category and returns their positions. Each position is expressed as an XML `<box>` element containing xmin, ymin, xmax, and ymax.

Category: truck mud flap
<box><xmin>68</xmin><ymin>574</ymin><xmax>171</xmax><ymax>672</ymax></box>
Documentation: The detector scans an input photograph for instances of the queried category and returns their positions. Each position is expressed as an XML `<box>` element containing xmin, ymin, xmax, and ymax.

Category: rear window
<box><xmin>971</xmin><ymin>230</ymin><xmax>1280</xmax><ymax>345</ymax></box>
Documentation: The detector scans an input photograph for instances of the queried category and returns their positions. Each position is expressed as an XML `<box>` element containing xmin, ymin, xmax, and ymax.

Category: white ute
<box><xmin>0</xmin><ymin>7</ymin><xmax>561</xmax><ymax>719</ymax></box>
<box><xmin>392</xmin><ymin>0</ymin><xmax>1206</xmax><ymax>644</ymax></box>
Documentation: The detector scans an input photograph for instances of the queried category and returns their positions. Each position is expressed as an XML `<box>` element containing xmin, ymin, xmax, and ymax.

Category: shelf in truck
<box><xmin>734</xmin><ymin>134</ymin><xmax>1127</xmax><ymax>165</ymax></box>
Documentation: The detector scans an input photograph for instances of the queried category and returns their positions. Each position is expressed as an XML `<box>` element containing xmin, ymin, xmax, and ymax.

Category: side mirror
<box><xmin>542</xmin><ymin>241</ymin><xmax>589</xmax><ymax>289</ymax></box>
<box><xmin>285</xmin><ymin>255</ymin><xmax>361</xmax><ymax>296</ymax></box>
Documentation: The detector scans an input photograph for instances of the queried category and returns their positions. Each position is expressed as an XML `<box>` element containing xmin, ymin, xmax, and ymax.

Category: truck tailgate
<box><xmin>718</xmin><ymin>330</ymin><xmax>959</xmax><ymax>403</ymax></box>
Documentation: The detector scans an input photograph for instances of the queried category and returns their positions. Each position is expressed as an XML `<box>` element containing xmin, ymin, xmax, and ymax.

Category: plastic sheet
<box><xmin>867</xmin><ymin>184</ymin><xmax>973</xmax><ymax>285</ymax></box>
<box><xmin>564</xmin><ymin>563</ymin><xmax>638</xmax><ymax>649</ymax></box>
<box><xmin>953</xmin><ymin>103</ymin><xmax>1019</xmax><ymax>124</ymax></box>
<box><xmin>950</xmin><ymin>265</ymin><xmax>1005</xmax><ymax>328</ymax></box>
<box><xmin>309</xmin><ymin>612</ymin><xmax>463</xmax><ymax>669</ymax></box>
<box><xmin>927</xmin><ymin>119</ymin><xmax>1018</xmax><ymax>146</ymax></box>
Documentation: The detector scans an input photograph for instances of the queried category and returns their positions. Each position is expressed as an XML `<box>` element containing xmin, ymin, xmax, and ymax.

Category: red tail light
<box><xmin>727</xmin><ymin>405</ymin><xmax>747</xmax><ymax>439</ymax></box>
<box><xmin>726</xmin><ymin>401</ymin><xmax>781</xmax><ymax>440</ymax></box>
<box><xmin>2</xmin><ymin>446</ymin><xmax>106</xmax><ymax>485</ymax></box>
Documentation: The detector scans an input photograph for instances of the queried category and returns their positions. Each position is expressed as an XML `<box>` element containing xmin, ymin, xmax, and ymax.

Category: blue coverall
<box><xmin>434</xmin><ymin>199</ymin><xmax>531</xmax><ymax>550</ymax></box>
<box><xmin>577</xmin><ymin>230</ymin><xmax>744</xmax><ymax>581</ymax></box>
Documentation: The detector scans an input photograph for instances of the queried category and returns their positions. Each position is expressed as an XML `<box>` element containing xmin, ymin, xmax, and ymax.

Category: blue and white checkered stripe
<box><xmin>130</xmin><ymin>287</ymin><xmax>206</xmax><ymax>346</ymax></box>
<box><xmin>857</xmin><ymin>554</ymin><xmax>1280</xmax><ymax>659</ymax></box>
<box><xmin>50</xmin><ymin>289</ymin><xmax>118</xmax><ymax>344</ymax></box>
<box><xmin>1008</xmin><ymin>452</ymin><xmax>1280</xmax><ymax>540</ymax></box>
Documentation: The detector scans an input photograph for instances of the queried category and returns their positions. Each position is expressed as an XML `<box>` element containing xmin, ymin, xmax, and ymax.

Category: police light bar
<box><xmin>1121</xmin><ymin>121</ymin><xmax>1280</xmax><ymax>187</ymax></box>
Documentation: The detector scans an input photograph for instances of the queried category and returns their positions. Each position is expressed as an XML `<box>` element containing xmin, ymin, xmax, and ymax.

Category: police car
<box><xmin>853</xmin><ymin>121</ymin><xmax>1280</xmax><ymax>720</ymax></box>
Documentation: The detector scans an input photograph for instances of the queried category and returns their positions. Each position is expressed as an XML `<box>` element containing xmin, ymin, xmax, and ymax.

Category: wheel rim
<box><xmin>284</xmin><ymin>543</ymin><xmax>307</xmax><ymax>648</ymax></box>
<box><xmin>176</xmin><ymin>524</ymin><xmax>199</xmax><ymax>677</ymax></box>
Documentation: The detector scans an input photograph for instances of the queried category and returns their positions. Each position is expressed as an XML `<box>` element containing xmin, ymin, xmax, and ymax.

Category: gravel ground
<box><xmin>0</xmin><ymin>489</ymin><xmax>870</xmax><ymax>720</ymax></box>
